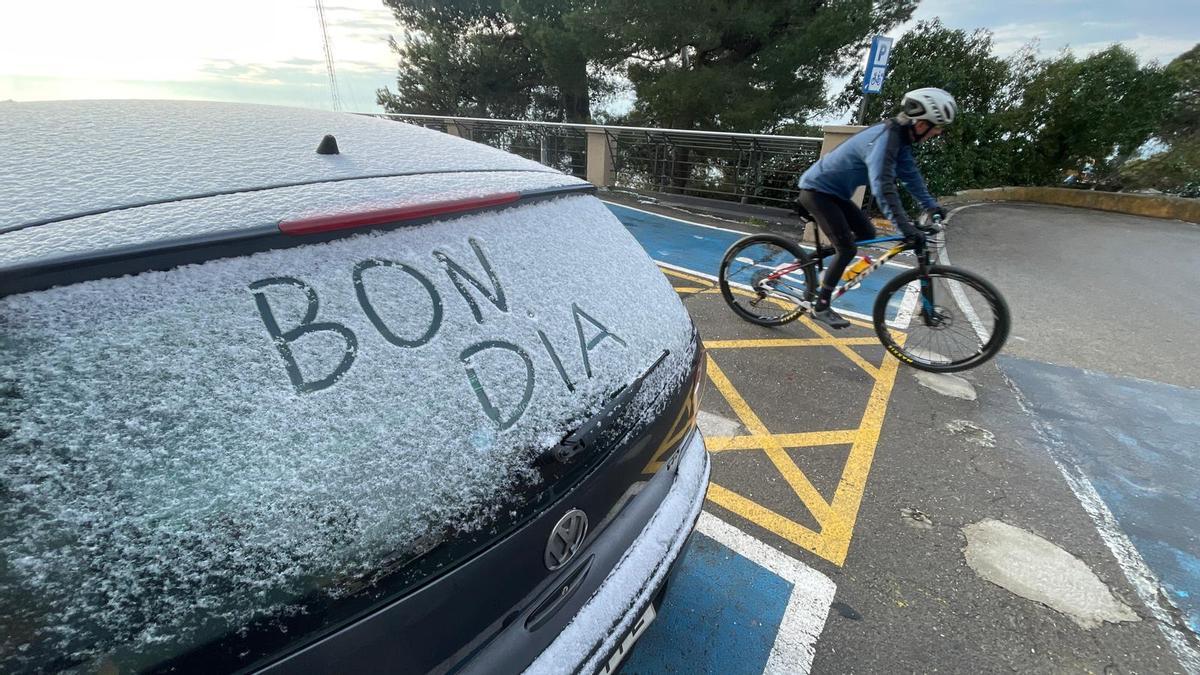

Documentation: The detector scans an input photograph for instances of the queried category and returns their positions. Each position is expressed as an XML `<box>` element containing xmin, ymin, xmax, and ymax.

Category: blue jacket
<box><xmin>798</xmin><ymin>119</ymin><xmax>937</xmax><ymax>235</ymax></box>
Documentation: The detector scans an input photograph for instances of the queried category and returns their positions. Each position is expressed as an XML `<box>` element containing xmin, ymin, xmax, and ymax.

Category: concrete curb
<box><xmin>943</xmin><ymin>187</ymin><xmax>1200</xmax><ymax>224</ymax></box>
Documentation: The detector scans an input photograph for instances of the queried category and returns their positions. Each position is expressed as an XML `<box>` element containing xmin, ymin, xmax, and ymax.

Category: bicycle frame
<box><xmin>824</xmin><ymin>236</ymin><xmax>911</xmax><ymax>302</ymax></box>
<box><xmin>759</xmin><ymin>222</ymin><xmax>941</xmax><ymax>324</ymax></box>
<box><xmin>722</xmin><ymin>214</ymin><xmax>1007</xmax><ymax>370</ymax></box>
<box><xmin>761</xmin><ymin>235</ymin><xmax>926</xmax><ymax>301</ymax></box>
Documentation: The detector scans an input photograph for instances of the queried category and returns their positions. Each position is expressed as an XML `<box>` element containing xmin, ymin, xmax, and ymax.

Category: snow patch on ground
<box><xmin>914</xmin><ymin>370</ymin><xmax>978</xmax><ymax>400</ymax></box>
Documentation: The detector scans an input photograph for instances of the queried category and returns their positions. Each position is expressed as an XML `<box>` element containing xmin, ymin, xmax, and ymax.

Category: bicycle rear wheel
<box><xmin>718</xmin><ymin>234</ymin><xmax>817</xmax><ymax>326</ymax></box>
<box><xmin>872</xmin><ymin>265</ymin><xmax>1010</xmax><ymax>372</ymax></box>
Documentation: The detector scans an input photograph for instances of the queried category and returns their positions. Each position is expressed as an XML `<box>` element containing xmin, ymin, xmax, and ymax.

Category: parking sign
<box><xmin>861</xmin><ymin>36</ymin><xmax>895</xmax><ymax>94</ymax></box>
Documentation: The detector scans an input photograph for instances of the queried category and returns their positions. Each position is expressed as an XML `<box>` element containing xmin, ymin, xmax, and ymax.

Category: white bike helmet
<box><xmin>902</xmin><ymin>87</ymin><xmax>957</xmax><ymax>126</ymax></box>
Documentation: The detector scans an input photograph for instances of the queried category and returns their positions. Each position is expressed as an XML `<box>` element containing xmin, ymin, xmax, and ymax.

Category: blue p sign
<box><xmin>861</xmin><ymin>36</ymin><xmax>895</xmax><ymax>94</ymax></box>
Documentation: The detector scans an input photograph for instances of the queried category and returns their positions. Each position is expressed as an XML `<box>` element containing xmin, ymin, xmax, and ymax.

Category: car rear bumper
<box><xmin>524</xmin><ymin>427</ymin><xmax>710</xmax><ymax>675</ymax></box>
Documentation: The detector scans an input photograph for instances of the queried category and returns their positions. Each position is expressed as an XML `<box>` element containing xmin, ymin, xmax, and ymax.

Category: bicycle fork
<box><xmin>914</xmin><ymin>250</ymin><xmax>947</xmax><ymax>328</ymax></box>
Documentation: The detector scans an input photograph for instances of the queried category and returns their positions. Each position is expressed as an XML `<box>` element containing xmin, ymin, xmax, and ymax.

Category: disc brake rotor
<box><xmin>926</xmin><ymin>305</ymin><xmax>953</xmax><ymax>329</ymax></box>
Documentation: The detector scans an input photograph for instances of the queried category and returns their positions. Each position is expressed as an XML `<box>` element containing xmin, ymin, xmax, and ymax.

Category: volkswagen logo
<box><xmin>545</xmin><ymin>509</ymin><xmax>588</xmax><ymax>570</ymax></box>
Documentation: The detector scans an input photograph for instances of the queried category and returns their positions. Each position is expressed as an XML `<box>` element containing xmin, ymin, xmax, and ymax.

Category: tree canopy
<box><xmin>378</xmin><ymin>5</ymin><xmax>1196</xmax><ymax>196</ymax></box>
<box><xmin>1122</xmin><ymin>44</ymin><xmax>1200</xmax><ymax>196</ymax></box>
<box><xmin>840</xmin><ymin>20</ymin><xmax>1184</xmax><ymax>195</ymax></box>
<box><xmin>378</xmin><ymin>0</ymin><xmax>916</xmax><ymax>128</ymax></box>
<box><xmin>839</xmin><ymin>20</ymin><xmax>1016</xmax><ymax>198</ymax></box>
<box><xmin>613</xmin><ymin>0</ymin><xmax>915</xmax><ymax>132</ymax></box>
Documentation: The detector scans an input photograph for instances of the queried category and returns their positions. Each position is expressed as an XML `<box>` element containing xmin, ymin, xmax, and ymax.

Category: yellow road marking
<box><xmin>705</xmin><ymin>338</ymin><xmax>878</xmax><ymax>349</ymax></box>
<box><xmin>654</xmin><ymin>262</ymin><xmax>906</xmax><ymax>566</ymax></box>
<box><xmin>705</xmin><ymin>355</ymin><xmax>834</xmax><ymax>523</ymax></box>
<box><xmin>706</xmin><ymin>483</ymin><xmax>828</xmax><ymax>555</ymax></box>
<box><xmin>799</xmin><ymin>316</ymin><xmax>880</xmax><ymax>378</ymax></box>
<box><xmin>656</xmin><ymin>261</ymin><xmax>878</xmax><ymax>329</ymax></box>
<box><xmin>661</xmin><ymin>267</ymin><xmax>714</xmax><ymax>285</ymax></box>
<box><xmin>705</xmin><ymin>429</ymin><xmax>858</xmax><ymax>452</ymax></box>
<box><xmin>673</xmin><ymin>289</ymin><xmax>723</xmax><ymax>298</ymax></box>
<box><xmin>660</xmin><ymin>265</ymin><xmax>806</xmax><ymax>312</ymax></box>
<box><xmin>702</xmin><ymin>338</ymin><xmax>904</xmax><ymax>566</ymax></box>
<box><xmin>822</xmin><ymin>349</ymin><xmax>902</xmax><ymax>565</ymax></box>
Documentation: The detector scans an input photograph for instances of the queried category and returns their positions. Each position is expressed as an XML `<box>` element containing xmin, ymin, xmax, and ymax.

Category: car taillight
<box><xmin>277</xmin><ymin>192</ymin><xmax>521</xmax><ymax>235</ymax></box>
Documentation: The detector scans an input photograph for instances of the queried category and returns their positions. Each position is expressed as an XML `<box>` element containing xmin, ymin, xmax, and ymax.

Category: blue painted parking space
<box><xmin>605</xmin><ymin>201</ymin><xmax>909</xmax><ymax>320</ymax></box>
<box><xmin>621</xmin><ymin>513</ymin><xmax>837</xmax><ymax>674</ymax></box>
<box><xmin>605</xmin><ymin>203</ymin><xmax>745</xmax><ymax>279</ymax></box>
<box><xmin>624</xmin><ymin>533</ymin><xmax>789</xmax><ymax>674</ymax></box>
<box><xmin>1001</xmin><ymin>356</ymin><xmax>1200</xmax><ymax>635</ymax></box>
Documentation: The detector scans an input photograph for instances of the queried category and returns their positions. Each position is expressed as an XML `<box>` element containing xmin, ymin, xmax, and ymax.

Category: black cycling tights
<box><xmin>798</xmin><ymin>189</ymin><xmax>876</xmax><ymax>307</ymax></box>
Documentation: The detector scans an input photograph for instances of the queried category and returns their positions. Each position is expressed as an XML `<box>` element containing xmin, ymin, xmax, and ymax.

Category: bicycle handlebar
<box><xmin>917</xmin><ymin>211</ymin><xmax>944</xmax><ymax>234</ymax></box>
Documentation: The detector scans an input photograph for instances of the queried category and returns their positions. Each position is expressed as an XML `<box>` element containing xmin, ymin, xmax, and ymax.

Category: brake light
<box><xmin>278</xmin><ymin>192</ymin><xmax>521</xmax><ymax>235</ymax></box>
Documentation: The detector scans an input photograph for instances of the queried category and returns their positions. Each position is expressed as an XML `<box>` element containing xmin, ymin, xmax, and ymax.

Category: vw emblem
<box><xmin>545</xmin><ymin>509</ymin><xmax>588</xmax><ymax>570</ymax></box>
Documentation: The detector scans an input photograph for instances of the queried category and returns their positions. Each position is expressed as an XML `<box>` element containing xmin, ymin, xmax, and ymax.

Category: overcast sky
<box><xmin>2</xmin><ymin>0</ymin><xmax>1196</xmax><ymax>115</ymax></box>
<box><xmin>1</xmin><ymin>1</ymin><xmax>397</xmax><ymax>111</ymax></box>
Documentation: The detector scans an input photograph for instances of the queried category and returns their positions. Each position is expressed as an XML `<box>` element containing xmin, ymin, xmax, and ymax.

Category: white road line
<box><xmin>1001</xmin><ymin>370</ymin><xmax>1200</xmax><ymax>674</ymax></box>
<box><xmin>940</xmin><ymin>204</ymin><xmax>990</xmax><ymax>344</ymax></box>
<box><xmin>952</xmin><ymin>202</ymin><xmax>1200</xmax><ymax>673</ymax></box>
<box><xmin>894</xmin><ymin>282</ymin><xmax>920</xmax><ymax>330</ymax></box>
<box><xmin>604</xmin><ymin>200</ymin><xmax>756</xmax><ymax>235</ymax></box>
<box><xmin>948</xmin><ymin>279</ymin><xmax>988</xmax><ymax>342</ymax></box>
<box><xmin>696</xmin><ymin>512</ymin><xmax>837</xmax><ymax>675</ymax></box>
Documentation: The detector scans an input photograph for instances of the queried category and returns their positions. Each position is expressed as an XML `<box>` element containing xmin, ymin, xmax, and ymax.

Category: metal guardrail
<box><xmin>604</xmin><ymin>125</ymin><xmax>822</xmax><ymax>207</ymax></box>
<box><xmin>364</xmin><ymin>113</ymin><xmax>824</xmax><ymax>208</ymax></box>
<box><xmin>372</xmin><ymin>115</ymin><xmax>590</xmax><ymax>177</ymax></box>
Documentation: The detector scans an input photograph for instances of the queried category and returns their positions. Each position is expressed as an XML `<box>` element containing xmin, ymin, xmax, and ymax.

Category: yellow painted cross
<box><xmin>664</xmin><ymin>265</ymin><xmax>904</xmax><ymax>566</ymax></box>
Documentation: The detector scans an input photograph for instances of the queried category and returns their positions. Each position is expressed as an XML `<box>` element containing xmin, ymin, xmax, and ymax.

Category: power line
<box><xmin>314</xmin><ymin>0</ymin><xmax>341</xmax><ymax>111</ymax></box>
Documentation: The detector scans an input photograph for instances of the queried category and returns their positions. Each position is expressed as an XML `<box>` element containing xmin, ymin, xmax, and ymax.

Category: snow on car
<box><xmin>0</xmin><ymin>101</ymin><xmax>709</xmax><ymax>673</ymax></box>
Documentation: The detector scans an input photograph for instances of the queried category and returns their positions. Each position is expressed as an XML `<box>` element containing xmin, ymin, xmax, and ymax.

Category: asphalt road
<box><xmin>677</xmin><ymin>275</ymin><xmax>1186</xmax><ymax>674</ymax></box>
<box><xmin>947</xmin><ymin>202</ymin><xmax>1200</xmax><ymax>659</ymax></box>
<box><xmin>942</xmin><ymin>202</ymin><xmax>1200</xmax><ymax>388</ymax></box>
<box><xmin>608</xmin><ymin>196</ymin><xmax>1199</xmax><ymax>674</ymax></box>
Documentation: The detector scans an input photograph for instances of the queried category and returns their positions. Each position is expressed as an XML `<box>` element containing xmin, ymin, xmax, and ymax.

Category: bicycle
<box><xmin>717</xmin><ymin>212</ymin><xmax>1010</xmax><ymax>373</ymax></box>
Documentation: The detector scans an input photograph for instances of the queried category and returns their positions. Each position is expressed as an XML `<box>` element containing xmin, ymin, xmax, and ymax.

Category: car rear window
<box><xmin>0</xmin><ymin>194</ymin><xmax>694</xmax><ymax>671</ymax></box>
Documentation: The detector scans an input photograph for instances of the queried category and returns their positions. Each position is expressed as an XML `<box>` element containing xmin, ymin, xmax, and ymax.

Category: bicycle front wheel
<box><xmin>872</xmin><ymin>265</ymin><xmax>1010</xmax><ymax>372</ymax></box>
<box><xmin>719</xmin><ymin>234</ymin><xmax>817</xmax><ymax>326</ymax></box>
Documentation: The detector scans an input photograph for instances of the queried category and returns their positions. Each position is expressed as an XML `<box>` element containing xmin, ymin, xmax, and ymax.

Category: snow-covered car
<box><xmin>0</xmin><ymin>101</ymin><xmax>710</xmax><ymax>673</ymax></box>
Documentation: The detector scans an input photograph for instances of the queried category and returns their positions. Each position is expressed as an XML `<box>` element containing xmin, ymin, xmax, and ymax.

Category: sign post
<box><xmin>859</xmin><ymin>35</ymin><xmax>894</xmax><ymax>124</ymax></box>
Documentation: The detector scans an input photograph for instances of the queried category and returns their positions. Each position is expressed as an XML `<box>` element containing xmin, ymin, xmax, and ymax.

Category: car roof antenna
<box><xmin>316</xmin><ymin>134</ymin><xmax>340</xmax><ymax>155</ymax></box>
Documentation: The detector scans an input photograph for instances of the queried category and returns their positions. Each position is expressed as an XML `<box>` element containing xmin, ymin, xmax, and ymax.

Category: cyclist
<box><xmin>797</xmin><ymin>87</ymin><xmax>956</xmax><ymax>329</ymax></box>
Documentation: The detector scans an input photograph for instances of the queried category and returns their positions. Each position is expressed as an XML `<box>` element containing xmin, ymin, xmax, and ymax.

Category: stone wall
<box><xmin>944</xmin><ymin>187</ymin><xmax>1200</xmax><ymax>223</ymax></box>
